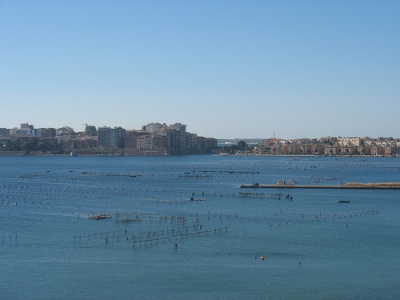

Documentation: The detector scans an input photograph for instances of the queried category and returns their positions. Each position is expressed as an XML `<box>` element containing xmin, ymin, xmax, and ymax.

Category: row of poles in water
<box><xmin>1</xmin><ymin>208</ymin><xmax>379</xmax><ymax>246</ymax></box>
<box><xmin>2</xmin><ymin>234</ymin><xmax>18</xmax><ymax>243</ymax></box>
<box><xmin>74</xmin><ymin>224</ymin><xmax>228</xmax><ymax>248</ymax></box>
<box><xmin>267</xmin><ymin>209</ymin><xmax>379</xmax><ymax>227</ymax></box>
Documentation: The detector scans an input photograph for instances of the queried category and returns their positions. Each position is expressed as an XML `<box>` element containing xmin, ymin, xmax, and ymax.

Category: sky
<box><xmin>1</xmin><ymin>0</ymin><xmax>399</xmax><ymax>139</ymax></box>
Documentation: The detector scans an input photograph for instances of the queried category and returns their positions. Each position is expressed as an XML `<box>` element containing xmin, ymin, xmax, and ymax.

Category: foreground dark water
<box><xmin>1</xmin><ymin>155</ymin><xmax>399</xmax><ymax>299</ymax></box>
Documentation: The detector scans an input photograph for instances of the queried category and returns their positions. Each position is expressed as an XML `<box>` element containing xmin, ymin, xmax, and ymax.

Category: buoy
<box><xmin>260</xmin><ymin>256</ymin><xmax>265</xmax><ymax>261</ymax></box>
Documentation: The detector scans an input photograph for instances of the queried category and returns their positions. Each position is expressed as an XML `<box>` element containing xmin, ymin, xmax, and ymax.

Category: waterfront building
<box><xmin>168</xmin><ymin>123</ymin><xmax>187</xmax><ymax>148</ymax></box>
<box><xmin>166</xmin><ymin>129</ymin><xmax>181</xmax><ymax>149</ymax></box>
<box><xmin>143</xmin><ymin>122</ymin><xmax>167</xmax><ymax>134</ymax></box>
<box><xmin>192</xmin><ymin>135</ymin><xmax>206</xmax><ymax>148</ymax></box>
<box><xmin>84</xmin><ymin>124</ymin><xmax>97</xmax><ymax>136</ymax></box>
<box><xmin>0</xmin><ymin>128</ymin><xmax>11</xmax><ymax>148</ymax></box>
<box><xmin>56</xmin><ymin>126</ymin><xmax>75</xmax><ymax>136</ymax></box>
<box><xmin>136</xmin><ymin>135</ymin><xmax>154</xmax><ymax>149</ymax></box>
<box><xmin>21</xmin><ymin>123</ymin><xmax>35</xmax><ymax>136</ymax></box>
<box><xmin>338</xmin><ymin>137</ymin><xmax>361</xmax><ymax>147</ymax></box>
<box><xmin>186</xmin><ymin>133</ymin><xmax>193</xmax><ymax>148</ymax></box>
<box><xmin>124</xmin><ymin>130</ymin><xmax>138</xmax><ymax>150</ymax></box>
<box><xmin>97</xmin><ymin>127</ymin><xmax>126</xmax><ymax>150</ymax></box>
<box><xmin>153</xmin><ymin>135</ymin><xmax>167</xmax><ymax>149</ymax></box>
<box><xmin>280</xmin><ymin>144</ymin><xmax>289</xmax><ymax>154</ymax></box>
<box><xmin>73</xmin><ymin>136</ymin><xmax>97</xmax><ymax>151</ymax></box>
<box><xmin>324</xmin><ymin>145</ymin><xmax>335</xmax><ymax>155</ymax></box>
<box><xmin>0</xmin><ymin>128</ymin><xmax>10</xmax><ymax>136</ymax></box>
<box><xmin>36</xmin><ymin>128</ymin><xmax>56</xmax><ymax>138</ymax></box>
<box><xmin>385</xmin><ymin>146</ymin><xmax>392</xmax><ymax>156</ymax></box>
<box><xmin>11</xmin><ymin>123</ymin><xmax>36</xmax><ymax>137</ymax></box>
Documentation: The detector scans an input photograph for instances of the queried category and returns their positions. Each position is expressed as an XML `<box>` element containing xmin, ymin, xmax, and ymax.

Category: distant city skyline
<box><xmin>2</xmin><ymin>121</ymin><xmax>399</xmax><ymax>141</ymax></box>
<box><xmin>1</xmin><ymin>1</ymin><xmax>399</xmax><ymax>139</ymax></box>
<box><xmin>2</xmin><ymin>121</ymin><xmax>399</xmax><ymax>157</ymax></box>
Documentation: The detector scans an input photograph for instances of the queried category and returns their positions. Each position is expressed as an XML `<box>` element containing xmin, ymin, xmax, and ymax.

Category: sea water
<box><xmin>0</xmin><ymin>155</ymin><xmax>399</xmax><ymax>299</ymax></box>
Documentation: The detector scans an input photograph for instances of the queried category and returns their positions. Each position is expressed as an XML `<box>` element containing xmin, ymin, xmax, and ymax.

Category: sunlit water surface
<box><xmin>1</xmin><ymin>155</ymin><xmax>399</xmax><ymax>299</ymax></box>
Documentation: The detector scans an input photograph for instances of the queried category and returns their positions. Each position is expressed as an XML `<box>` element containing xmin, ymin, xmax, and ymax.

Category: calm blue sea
<box><xmin>1</xmin><ymin>155</ymin><xmax>399</xmax><ymax>299</ymax></box>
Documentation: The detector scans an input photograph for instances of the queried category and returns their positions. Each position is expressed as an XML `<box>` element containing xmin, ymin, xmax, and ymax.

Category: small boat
<box><xmin>337</xmin><ymin>200</ymin><xmax>350</xmax><ymax>203</ymax></box>
<box><xmin>189</xmin><ymin>197</ymin><xmax>207</xmax><ymax>201</ymax></box>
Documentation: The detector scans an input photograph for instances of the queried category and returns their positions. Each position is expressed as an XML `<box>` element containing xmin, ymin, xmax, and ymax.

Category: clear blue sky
<box><xmin>1</xmin><ymin>0</ymin><xmax>399</xmax><ymax>139</ymax></box>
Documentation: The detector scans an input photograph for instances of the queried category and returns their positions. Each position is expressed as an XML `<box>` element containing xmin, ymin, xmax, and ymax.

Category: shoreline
<box><xmin>0</xmin><ymin>151</ymin><xmax>398</xmax><ymax>158</ymax></box>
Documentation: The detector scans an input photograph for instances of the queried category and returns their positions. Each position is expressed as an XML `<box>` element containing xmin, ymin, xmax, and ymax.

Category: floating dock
<box><xmin>240</xmin><ymin>182</ymin><xmax>400</xmax><ymax>189</ymax></box>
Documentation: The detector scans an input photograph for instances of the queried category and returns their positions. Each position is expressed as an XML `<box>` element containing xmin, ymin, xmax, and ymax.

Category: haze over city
<box><xmin>1</xmin><ymin>0</ymin><xmax>399</xmax><ymax>139</ymax></box>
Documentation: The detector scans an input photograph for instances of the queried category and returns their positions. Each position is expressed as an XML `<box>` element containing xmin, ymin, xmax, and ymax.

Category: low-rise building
<box><xmin>338</xmin><ymin>137</ymin><xmax>361</xmax><ymax>147</ymax></box>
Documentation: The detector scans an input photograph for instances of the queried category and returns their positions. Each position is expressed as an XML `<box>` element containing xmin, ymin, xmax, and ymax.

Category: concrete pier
<box><xmin>240</xmin><ymin>183</ymin><xmax>400</xmax><ymax>189</ymax></box>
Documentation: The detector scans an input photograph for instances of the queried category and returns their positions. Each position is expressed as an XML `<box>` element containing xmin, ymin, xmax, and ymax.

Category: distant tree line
<box><xmin>1</xmin><ymin>139</ymin><xmax>67</xmax><ymax>154</ymax></box>
<box><xmin>220</xmin><ymin>140</ymin><xmax>254</xmax><ymax>154</ymax></box>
